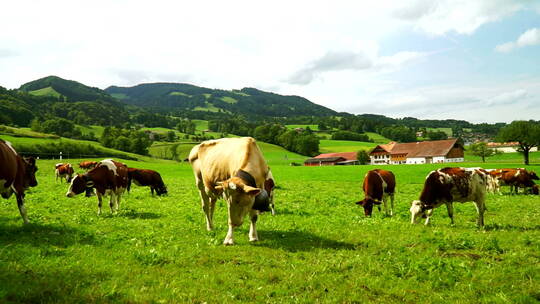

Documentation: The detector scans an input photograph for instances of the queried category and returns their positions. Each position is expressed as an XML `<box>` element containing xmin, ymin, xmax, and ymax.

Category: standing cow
<box><xmin>189</xmin><ymin>137</ymin><xmax>274</xmax><ymax>245</ymax></box>
<box><xmin>66</xmin><ymin>159</ymin><xmax>128</xmax><ymax>215</ymax></box>
<box><xmin>355</xmin><ymin>169</ymin><xmax>395</xmax><ymax>217</ymax></box>
<box><xmin>127</xmin><ymin>168</ymin><xmax>168</xmax><ymax>196</ymax></box>
<box><xmin>489</xmin><ymin>168</ymin><xmax>539</xmax><ymax>194</ymax></box>
<box><xmin>0</xmin><ymin>139</ymin><xmax>38</xmax><ymax>224</ymax></box>
<box><xmin>410</xmin><ymin>167</ymin><xmax>487</xmax><ymax>227</ymax></box>
<box><xmin>55</xmin><ymin>163</ymin><xmax>74</xmax><ymax>183</ymax></box>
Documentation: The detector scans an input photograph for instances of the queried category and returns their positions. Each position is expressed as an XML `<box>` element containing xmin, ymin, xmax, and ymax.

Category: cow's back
<box><xmin>190</xmin><ymin>137</ymin><xmax>268</xmax><ymax>190</ymax></box>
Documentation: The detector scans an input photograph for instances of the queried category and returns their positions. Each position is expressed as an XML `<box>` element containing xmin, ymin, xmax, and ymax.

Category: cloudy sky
<box><xmin>1</xmin><ymin>0</ymin><xmax>540</xmax><ymax>123</ymax></box>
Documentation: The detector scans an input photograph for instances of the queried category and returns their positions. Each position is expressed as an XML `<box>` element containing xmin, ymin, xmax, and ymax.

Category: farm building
<box><xmin>370</xmin><ymin>138</ymin><xmax>464</xmax><ymax>165</ymax></box>
<box><xmin>487</xmin><ymin>141</ymin><xmax>538</xmax><ymax>153</ymax></box>
<box><xmin>304</xmin><ymin>152</ymin><xmax>359</xmax><ymax>166</ymax></box>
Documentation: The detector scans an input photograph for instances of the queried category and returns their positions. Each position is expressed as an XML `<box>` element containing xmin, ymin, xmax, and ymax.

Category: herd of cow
<box><xmin>1</xmin><ymin>137</ymin><xmax>538</xmax><ymax>246</ymax></box>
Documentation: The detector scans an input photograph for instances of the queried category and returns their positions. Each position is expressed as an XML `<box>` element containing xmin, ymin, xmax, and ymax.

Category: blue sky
<box><xmin>1</xmin><ymin>0</ymin><xmax>539</xmax><ymax>123</ymax></box>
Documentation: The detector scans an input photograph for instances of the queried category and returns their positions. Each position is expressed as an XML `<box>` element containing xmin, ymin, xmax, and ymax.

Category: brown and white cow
<box><xmin>55</xmin><ymin>163</ymin><xmax>74</xmax><ymax>183</ymax></box>
<box><xmin>355</xmin><ymin>169</ymin><xmax>395</xmax><ymax>217</ymax></box>
<box><xmin>410</xmin><ymin>167</ymin><xmax>487</xmax><ymax>227</ymax></box>
<box><xmin>0</xmin><ymin>139</ymin><xmax>38</xmax><ymax>224</ymax></box>
<box><xmin>66</xmin><ymin>159</ymin><xmax>128</xmax><ymax>215</ymax></box>
<box><xmin>189</xmin><ymin>137</ymin><xmax>274</xmax><ymax>245</ymax></box>
<box><xmin>489</xmin><ymin>168</ymin><xmax>539</xmax><ymax>194</ymax></box>
<box><xmin>127</xmin><ymin>168</ymin><xmax>167</xmax><ymax>196</ymax></box>
<box><xmin>79</xmin><ymin>161</ymin><xmax>98</xmax><ymax>170</ymax></box>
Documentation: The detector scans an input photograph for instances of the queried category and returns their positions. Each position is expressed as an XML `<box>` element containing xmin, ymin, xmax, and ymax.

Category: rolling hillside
<box><xmin>105</xmin><ymin>83</ymin><xmax>337</xmax><ymax>118</ymax></box>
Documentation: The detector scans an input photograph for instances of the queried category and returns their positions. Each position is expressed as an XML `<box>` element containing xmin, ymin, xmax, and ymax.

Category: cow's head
<box><xmin>529</xmin><ymin>171</ymin><xmax>539</xmax><ymax>180</ymax></box>
<box><xmin>215</xmin><ymin>177</ymin><xmax>261</xmax><ymax>226</ymax></box>
<box><xmin>355</xmin><ymin>198</ymin><xmax>381</xmax><ymax>217</ymax></box>
<box><xmin>66</xmin><ymin>174</ymin><xmax>93</xmax><ymax>197</ymax></box>
<box><xmin>23</xmin><ymin>157</ymin><xmax>38</xmax><ymax>188</ymax></box>
<box><xmin>156</xmin><ymin>184</ymin><xmax>168</xmax><ymax>196</ymax></box>
<box><xmin>410</xmin><ymin>200</ymin><xmax>427</xmax><ymax>224</ymax></box>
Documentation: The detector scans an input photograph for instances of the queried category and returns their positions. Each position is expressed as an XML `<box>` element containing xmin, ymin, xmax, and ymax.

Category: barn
<box><xmin>304</xmin><ymin>152</ymin><xmax>359</xmax><ymax>166</ymax></box>
<box><xmin>370</xmin><ymin>138</ymin><xmax>464</xmax><ymax>165</ymax></box>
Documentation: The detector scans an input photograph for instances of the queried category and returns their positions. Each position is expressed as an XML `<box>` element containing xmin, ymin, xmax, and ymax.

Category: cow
<box><xmin>410</xmin><ymin>167</ymin><xmax>487</xmax><ymax>228</ymax></box>
<box><xmin>79</xmin><ymin>161</ymin><xmax>98</xmax><ymax>170</ymax></box>
<box><xmin>66</xmin><ymin>159</ymin><xmax>128</xmax><ymax>215</ymax></box>
<box><xmin>489</xmin><ymin>168</ymin><xmax>539</xmax><ymax>194</ymax></box>
<box><xmin>55</xmin><ymin>163</ymin><xmax>74</xmax><ymax>183</ymax></box>
<box><xmin>189</xmin><ymin>137</ymin><xmax>274</xmax><ymax>245</ymax></box>
<box><xmin>0</xmin><ymin>139</ymin><xmax>38</xmax><ymax>224</ymax></box>
<box><xmin>264</xmin><ymin>170</ymin><xmax>276</xmax><ymax>215</ymax></box>
<box><xmin>355</xmin><ymin>169</ymin><xmax>395</xmax><ymax>217</ymax></box>
<box><xmin>127</xmin><ymin>168</ymin><xmax>167</xmax><ymax>196</ymax></box>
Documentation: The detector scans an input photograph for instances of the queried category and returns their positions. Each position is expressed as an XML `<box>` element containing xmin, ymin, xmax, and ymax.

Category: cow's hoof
<box><xmin>249</xmin><ymin>238</ymin><xmax>259</xmax><ymax>242</ymax></box>
<box><xmin>223</xmin><ymin>240</ymin><xmax>234</xmax><ymax>246</ymax></box>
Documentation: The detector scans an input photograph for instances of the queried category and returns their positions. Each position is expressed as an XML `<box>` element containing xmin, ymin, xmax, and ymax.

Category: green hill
<box><xmin>20</xmin><ymin>76</ymin><xmax>117</xmax><ymax>104</ymax></box>
<box><xmin>105</xmin><ymin>83</ymin><xmax>337</xmax><ymax>118</ymax></box>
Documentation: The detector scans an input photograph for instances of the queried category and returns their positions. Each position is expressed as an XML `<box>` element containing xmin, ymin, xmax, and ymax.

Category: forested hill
<box><xmin>105</xmin><ymin>83</ymin><xmax>337</xmax><ymax>117</ymax></box>
<box><xmin>20</xmin><ymin>75</ymin><xmax>119</xmax><ymax>105</ymax></box>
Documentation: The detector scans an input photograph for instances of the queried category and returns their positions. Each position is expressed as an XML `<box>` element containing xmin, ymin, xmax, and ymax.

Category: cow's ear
<box><xmin>243</xmin><ymin>185</ymin><xmax>260</xmax><ymax>196</ymax></box>
<box><xmin>355</xmin><ymin>200</ymin><xmax>365</xmax><ymax>206</ymax></box>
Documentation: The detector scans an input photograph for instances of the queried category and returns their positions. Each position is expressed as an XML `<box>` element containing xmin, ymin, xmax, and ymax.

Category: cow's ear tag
<box><xmin>228</xmin><ymin>182</ymin><xmax>237</xmax><ymax>190</ymax></box>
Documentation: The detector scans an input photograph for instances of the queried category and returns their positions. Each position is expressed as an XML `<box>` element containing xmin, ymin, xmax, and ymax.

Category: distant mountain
<box><xmin>12</xmin><ymin>76</ymin><xmax>130</xmax><ymax>126</ymax></box>
<box><xmin>20</xmin><ymin>75</ymin><xmax>118</xmax><ymax>104</ymax></box>
<box><xmin>105</xmin><ymin>83</ymin><xmax>337</xmax><ymax>117</ymax></box>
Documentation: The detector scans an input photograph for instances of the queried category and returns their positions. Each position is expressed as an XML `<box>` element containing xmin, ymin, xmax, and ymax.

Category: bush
<box><xmin>331</xmin><ymin>131</ymin><xmax>372</xmax><ymax>142</ymax></box>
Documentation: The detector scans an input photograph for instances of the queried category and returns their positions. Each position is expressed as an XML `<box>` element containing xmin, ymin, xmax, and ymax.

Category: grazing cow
<box><xmin>410</xmin><ymin>167</ymin><xmax>487</xmax><ymax>227</ymax></box>
<box><xmin>189</xmin><ymin>137</ymin><xmax>273</xmax><ymax>245</ymax></box>
<box><xmin>490</xmin><ymin>168</ymin><xmax>539</xmax><ymax>194</ymax></box>
<box><xmin>79</xmin><ymin>161</ymin><xmax>98</xmax><ymax>170</ymax></box>
<box><xmin>55</xmin><ymin>163</ymin><xmax>74</xmax><ymax>183</ymax></box>
<box><xmin>127</xmin><ymin>168</ymin><xmax>167</xmax><ymax>196</ymax></box>
<box><xmin>66</xmin><ymin>159</ymin><xmax>128</xmax><ymax>215</ymax></box>
<box><xmin>0</xmin><ymin>139</ymin><xmax>38</xmax><ymax>224</ymax></box>
<box><xmin>355</xmin><ymin>169</ymin><xmax>396</xmax><ymax>217</ymax></box>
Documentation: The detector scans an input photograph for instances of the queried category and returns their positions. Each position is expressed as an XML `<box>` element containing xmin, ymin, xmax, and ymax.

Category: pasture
<box><xmin>1</xmin><ymin>156</ymin><xmax>539</xmax><ymax>303</ymax></box>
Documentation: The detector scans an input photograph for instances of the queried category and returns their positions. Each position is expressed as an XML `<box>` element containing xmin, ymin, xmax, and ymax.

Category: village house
<box><xmin>369</xmin><ymin>138</ymin><xmax>464</xmax><ymax>165</ymax></box>
<box><xmin>304</xmin><ymin>152</ymin><xmax>359</xmax><ymax>166</ymax></box>
<box><xmin>486</xmin><ymin>142</ymin><xmax>538</xmax><ymax>153</ymax></box>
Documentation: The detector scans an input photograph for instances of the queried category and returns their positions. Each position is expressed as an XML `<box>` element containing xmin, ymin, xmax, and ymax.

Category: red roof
<box><xmin>314</xmin><ymin>152</ymin><xmax>357</xmax><ymax>161</ymax></box>
<box><xmin>370</xmin><ymin>139</ymin><xmax>461</xmax><ymax>158</ymax></box>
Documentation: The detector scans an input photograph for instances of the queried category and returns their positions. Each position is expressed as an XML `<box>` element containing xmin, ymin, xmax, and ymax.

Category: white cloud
<box><xmin>286</xmin><ymin>49</ymin><xmax>426</xmax><ymax>85</ymax></box>
<box><xmin>392</xmin><ymin>0</ymin><xmax>525</xmax><ymax>35</ymax></box>
<box><xmin>496</xmin><ymin>28</ymin><xmax>540</xmax><ymax>53</ymax></box>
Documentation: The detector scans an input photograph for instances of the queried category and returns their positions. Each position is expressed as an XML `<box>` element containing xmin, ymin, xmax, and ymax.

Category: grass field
<box><xmin>1</xmin><ymin>148</ymin><xmax>539</xmax><ymax>302</ymax></box>
<box><xmin>319</xmin><ymin>139</ymin><xmax>377</xmax><ymax>153</ymax></box>
<box><xmin>28</xmin><ymin>86</ymin><xmax>62</xmax><ymax>98</ymax></box>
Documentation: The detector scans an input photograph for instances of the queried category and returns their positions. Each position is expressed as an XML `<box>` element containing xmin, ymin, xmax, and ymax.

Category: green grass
<box><xmin>203</xmin><ymin>93</ymin><xmax>211</xmax><ymax>99</ymax></box>
<box><xmin>319</xmin><ymin>139</ymin><xmax>376</xmax><ymax>153</ymax></box>
<box><xmin>193</xmin><ymin>120</ymin><xmax>209</xmax><ymax>131</ymax></box>
<box><xmin>28</xmin><ymin>86</ymin><xmax>62</xmax><ymax>98</ymax></box>
<box><xmin>365</xmin><ymin>132</ymin><xmax>391</xmax><ymax>144</ymax></box>
<box><xmin>110</xmin><ymin>93</ymin><xmax>128</xmax><ymax>100</ymax></box>
<box><xmin>231</xmin><ymin>90</ymin><xmax>250</xmax><ymax>96</ymax></box>
<box><xmin>220</xmin><ymin>96</ymin><xmax>237</xmax><ymax>104</ymax></box>
<box><xmin>427</xmin><ymin>127</ymin><xmax>453</xmax><ymax>136</ymax></box>
<box><xmin>76</xmin><ymin>125</ymin><xmax>104</xmax><ymax>137</ymax></box>
<box><xmin>2</xmin><ymin>126</ymin><xmax>58</xmax><ymax>139</ymax></box>
<box><xmin>286</xmin><ymin>124</ymin><xmax>320</xmax><ymax>131</ymax></box>
<box><xmin>1</xmin><ymin>157</ymin><xmax>538</xmax><ymax>303</ymax></box>
<box><xmin>169</xmin><ymin>91</ymin><xmax>191</xmax><ymax>97</ymax></box>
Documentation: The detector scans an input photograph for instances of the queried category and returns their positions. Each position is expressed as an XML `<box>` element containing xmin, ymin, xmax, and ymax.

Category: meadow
<box><xmin>1</xmin><ymin>150</ymin><xmax>539</xmax><ymax>303</ymax></box>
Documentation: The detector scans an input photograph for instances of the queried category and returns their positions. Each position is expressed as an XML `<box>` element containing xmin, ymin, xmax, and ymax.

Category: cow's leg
<box><xmin>474</xmin><ymin>200</ymin><xmax>485</xmax><ymax>228</ymax></box>
<box><xmin>389</xmin><ymin>193</ymin><xmax>395</xmax><ymax>216</ymax></box>
<box><xmin>96</xmin><ymin>193</ymin><xmax>103</xmax><ymax>215</ymax></box>
<box><xmin>424</xmin><ymin>209</ymin><xmax>434</xmax><ymax>225</ymax></box>
<box><xmin>16</xmin><ymin>193</ymin><xmax>29</xmax><ymax>224</ymax></box>
<box><xmin>224</xmin><ymin>224</ymin><xmax>235</xmax><ymax>246</ymax></box>
<box><xmin>115</xmin><ymin>194</ymin><xmax>122</xmax><ymax>212</ymax></box>
<box><xmin>446</xmin><ymin>202</ymin><xmax>454</xmax><ymax>225</ymax></box>
<box><xmin>248</xmin><ymin>210</ymin><xmax>259</xmax><ymax>242</ymax></box>
<box><xmin>151</xmin><ymin>187</ymin><xmax>155</xmax><ymax>196</ymax></box>
<box><xmin>198</xmin><ymin>187</ymin><xmax>213</xmax><ymax>231</ymax></box>
<box><xmin>382</xmin><ymin>197</ymin><xmax>389</xmax><ymax>216</ymax></box>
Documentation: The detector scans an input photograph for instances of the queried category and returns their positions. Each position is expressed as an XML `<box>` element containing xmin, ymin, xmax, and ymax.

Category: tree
<box><xmin>426</xmin><ymin>130</ymin><xmax>448</xmax><ymax>140</ymax></box>
<box><xmin>497</xmin><ymin>120</ymin><xmax>540</xmax><ymax>165</ymax></box>
<box><xmin>356</xmin><ymin>150</ymin><xmax>370</xmax><ymax>165</ymax></box>
<box><xmin>469</xmin><ymin>142</ymin><xmax>500</xmax><ymax>163</ymax></box>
